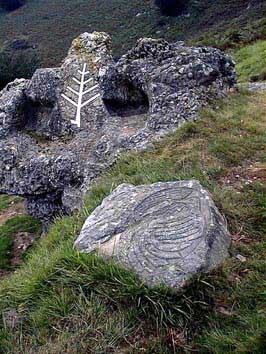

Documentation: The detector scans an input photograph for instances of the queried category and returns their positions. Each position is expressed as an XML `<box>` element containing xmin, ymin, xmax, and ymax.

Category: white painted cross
<box><xmin>61</xmin><ymin>61</ymin><xmax>101</xmax><ymax>127</ymax></box>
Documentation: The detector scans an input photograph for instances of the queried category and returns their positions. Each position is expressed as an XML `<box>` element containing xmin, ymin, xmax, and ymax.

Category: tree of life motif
<box><xmin>61</xmin><ymin>61</ymin><xmax>100</xmax><ymax>127</ymax></box>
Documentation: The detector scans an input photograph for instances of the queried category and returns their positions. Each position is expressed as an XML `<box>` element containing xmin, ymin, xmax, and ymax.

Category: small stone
<box><xmin>236</xmin><ymin>254</ymin><xmax>247</xmax><ymax>262</ymax></box>
<box><xmin>229</xmin><ymin>87</ymin><xmax>237</xmax><ymax>94</ymax></box>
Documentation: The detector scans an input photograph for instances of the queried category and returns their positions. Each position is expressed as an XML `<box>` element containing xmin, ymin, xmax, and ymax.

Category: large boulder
<box><xmin>0</xmin><ymin>32</ymin><xmax>236</xmax><ymax>225</ymax></box>
<box><xmin>75</xmin><ymin>181</ymin><xmax>230</xmax><ymax>289</ymax></box>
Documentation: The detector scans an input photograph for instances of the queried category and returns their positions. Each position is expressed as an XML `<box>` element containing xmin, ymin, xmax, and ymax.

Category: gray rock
<box><xmin>25</xmin><ymin>68</ymin><xmax>73</xmax><ymax>137</ymax></box>
<box><xmin>248</xmin><ymin>82</ymin><xmax>266</xmax><ymax>92</ymax></box>
<box><xmin>102</xmin><ymin>38</ymin><xmax>236</xmax><ymax>131</ymax></box>
<box><xmin>0</xmin><ymin>79</ymin><xmax>29</xmax><ymax>138</ymax></box>
<box><xmin>26</xmin><ymin>68</ymin><xmax>62</xmax><ymax>105</ymax></box>
<box><xmin>59</xmin><ymin>32</ymin><xmax>113</xmax><ymax>132</ymax></box>
<box><xmin>75</xmin><ymin>181</ymin><xmax>230</xmax><ymax>289</ymax></box>
<box><xmin>0</xmin><ymin>32</ymin><xmax>236</xmax><ymax>225</ymax></box>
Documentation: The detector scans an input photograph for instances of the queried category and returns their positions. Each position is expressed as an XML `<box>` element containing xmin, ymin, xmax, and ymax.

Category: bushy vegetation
<box><xmin>0</xmin><ymin>0</ymin><xmax>264</xmax><ymax>66</ymax></box>
<box><xmin>0</xmin><ymin>90</ymin><xmax>266</xmax><ymax>352</ymax></box>
<box><xmin>197</xmin><ymin>18</ymin><xmax>266</xmax><ymax>51</ymax></box>
<box><xmin>155</xmin><ymin>0</ymin><xmax>186</xmax><ymax>16</ymax></box>
<box><xmin>0</xmin><ymin>38</ymin><xmax>40</xmax><ymax>89</ymax></box>
<box><xmin>0</xmin><ymin>0</ymin><xmax>25</xmax><ymax>11</ymax></box>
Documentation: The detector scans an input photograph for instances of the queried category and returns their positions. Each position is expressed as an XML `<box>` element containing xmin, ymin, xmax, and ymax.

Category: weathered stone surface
<box><xmin>59</xmin><ymin>32</ymin><xmax>113</xmax><ymax>132</ymax></box>
<box><xmin>0</xmin><ymin>32</ymin><xmax>236</xmax><ymax>225</ymax></box>
<box><xmin>102</xmin><ymin>38</ymin><xmax>236</xmax><ymax>132</ymax></box>
<box><xmin>0</xmin><ymin>79</ymin><xmax>29</xmax><ymax>138</ymax></box>
<box><xmin>75</xmin><ymin>181</ymin><xmax>230</xmax><ymax>289</ymax></box>
<box><xmin>248</xmin><ymin>82</ymin><xmax>266</xmax><ymax>92</ymax></box>
<box><xmin>25</xmin><ymin>68</ymin><xmax>72</xmax><ymax>137</ymax></box>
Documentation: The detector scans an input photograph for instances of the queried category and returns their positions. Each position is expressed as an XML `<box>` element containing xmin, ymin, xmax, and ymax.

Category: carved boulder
<box><xmin>75</xmin><ymin>181</ymin><xmax>231</xmax><ymax>289</ymax></box>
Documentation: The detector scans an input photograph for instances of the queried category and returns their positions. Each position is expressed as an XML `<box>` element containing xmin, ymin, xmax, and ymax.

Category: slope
<box><xmin>0</xmin><ymin>88</ymin><xmax>266</xmax><ymax>353</ymax></box>
<box><xmin>0</xmin><ymin>0</ymin><xmax>265</xmax><ymax>66</ymax></box>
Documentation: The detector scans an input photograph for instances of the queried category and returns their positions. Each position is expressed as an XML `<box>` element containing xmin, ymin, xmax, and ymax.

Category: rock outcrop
<box><xmin>75</xmin><ymin>181</ymin><xmax>231</xmax><ymax>289</ymax></box>
<box><xmin>0</xmin><ymin>32</ymin><xmax>236</xmax><ymax>225</ymax></box>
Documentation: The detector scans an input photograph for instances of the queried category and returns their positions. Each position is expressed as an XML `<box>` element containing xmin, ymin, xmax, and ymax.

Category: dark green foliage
<box><xmin>0</xmin><ymin>0</ymin><xmax>25</xmax><ymax>11</ymax></box>
<box><xmin>155</xmin><ymin>0</ymin><xmax>186</xmax><ymax>16</ymax></box>
<box><xmin>0</xmin><ymin>0</ymin><xmax>264</xmax><ymax>67</ymax></box>
<box><xmin>0</xmin><ymin>38</ymin><xmax>40</xmax><ymax>89</ymax></box>
<box><xmin>196</xmin><ymin>18</ymin><xmax>266</xmax><ymax>51</ymax></box>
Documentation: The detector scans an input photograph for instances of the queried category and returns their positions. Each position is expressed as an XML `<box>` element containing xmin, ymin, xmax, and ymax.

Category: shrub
<box><xmin>0</xmin><ymin>0</ymin><xmax>25</xmax><ymax>11</ymax></box>
<box><xmin>0</xmin><ymin>38</ymin><xmax>40</xmax><ymax>89</ymax></box>
<box><xmin>155</xmin><ymin>0</ymin><xmax>186</xmax><ymax>16</ymax></box>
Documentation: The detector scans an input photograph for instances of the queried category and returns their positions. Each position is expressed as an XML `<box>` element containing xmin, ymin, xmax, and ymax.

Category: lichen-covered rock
<box><xmin>0</xmin><ymin>32</ymin><xmax>236</xmax><ymax>225</ymax></box>
<box><xmin>75</xmin><ymin>181</ymin><xmax>231</xmax><ymax>289</ymax></box>
<box><xmin>0</xmin><ymin>79</ymin><xmax>29</xmax><ymax>138</ymax></box>
<box><xmin>25</xmin><ymin>68</ymin><xmax>73</xmax><ymax>137</ymax></box>
<box><xmin>60</xmin><ymin>32</ymin><xmax>113</xmax><ymax>132</ymax></box>
<box><xmin>102</xmin><ymin>38</ymin><xmax>236</xmax><ymax>131</ymax></box>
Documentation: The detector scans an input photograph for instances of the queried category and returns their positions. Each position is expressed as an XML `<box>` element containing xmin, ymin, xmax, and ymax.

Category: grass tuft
<box><xmin>234</xmin><ymin>40</ymin><xmax>266</xmax><ymax>82</ymax></box>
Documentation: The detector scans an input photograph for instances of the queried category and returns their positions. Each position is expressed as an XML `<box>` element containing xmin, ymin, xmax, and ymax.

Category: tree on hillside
<box><xmin>0</xmin><ymin>38</ymin><xmax>40</xmax><ymax>89</ymax></box>
<box><xmin>0</xmin><ymin>0</ymin><xmax>25</xmax><ymax>11</ymax></box>
<box><xmin>155</xmin><ymin>0</ymin><xmax>186</xmax><ymax>16</ymax></box>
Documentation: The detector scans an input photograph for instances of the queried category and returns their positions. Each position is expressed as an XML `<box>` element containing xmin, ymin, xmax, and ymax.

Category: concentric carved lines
<box><xmin>119</xmin><ymin>187</ymin><xmax>205</xmax><ymax>272</ymax></box>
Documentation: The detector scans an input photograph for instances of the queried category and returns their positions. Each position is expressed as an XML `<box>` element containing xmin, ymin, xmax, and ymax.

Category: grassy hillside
<box><xmin>0</xmin><ymin>0</ymin><xmax>265</xmax><ymax>66</ymax></box>
<box><xmin>0</xmin><ymin>89</ymin><xmax>266</xmax><ymax>353</ymax></box>
<box><xmin>234</xmin><ymin>40</ymin><xmax>266</xmax><ymax>82</ymax></box>
<box><xmin>0</xmin><ymin>36</ymin><xmax>266</xmax><ymax>352</ymax></box>
<box><xmin>1</xmin><ymin>1</ymin><xmax>266</xmax><ymax>352</ymax></box>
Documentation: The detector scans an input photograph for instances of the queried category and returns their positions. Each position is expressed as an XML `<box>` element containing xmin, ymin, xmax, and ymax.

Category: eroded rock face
<box><xmin>75</xmin><ymin>181</ymin><xmax>230</xmax><ymax>289</ymax></box>
<box><xmin>102</xmin><ymin>38</ymin><xmax>236</xmax><ymax>131</ymax></box>
<box><xmin>0</xmin><ymin>79</ymin><xmax>30</xmax><ymax>138</ymax></box>
<box><xmin>0</xmin><ymin>32</ymin><xmax>236</xmax><ymax>225</ymax></box>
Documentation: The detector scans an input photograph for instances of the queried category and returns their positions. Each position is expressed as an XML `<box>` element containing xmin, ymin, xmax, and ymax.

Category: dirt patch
<box><xmin>221</xmin><ymin>162</ymin><xmax>266</xmax><ymax>189</ymax></box>
<box><xmin>0</xmin><ymin>199</ymin><xmax>40</xmax><ymax>278</ymax></box>
<box><xmin>0</xmin><ymin>201</ymin><xmax>26</xmax><ymax>227</ymax></box>
<box><xmin>0</xmin><ymin>269</ymin><xmax>11</xmax><ymax>277</ymax></box>
<box><xmin>11</xmin><ymin>231</ymin><xmax>37</xmax><ymax>267</ymax></box>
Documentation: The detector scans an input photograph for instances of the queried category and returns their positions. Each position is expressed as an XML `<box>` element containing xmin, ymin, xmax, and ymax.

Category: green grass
<box><xmin>0</xmin><ymin>0</ymin><xmax>265</xmax><ymax>66</ymax></box>
<box><xmin>195</xmin><ymin>17</ymin><xmax>266</xmax><ymax>51</ymax></box>
<box><xmin>0</xmin><ymin>90</ymin><xmax>266</xmax><ymax>352</ymax></box>
<box><xmin>0</xmin><ymin>215</ymin><xmax>42</xmax><ymax>270</ymax></box>
<box><xmin>234</xmin><ymin>40</ymin><xmax>266</xmax><ymax>82</ymax></box>
<box><xmin>0</xmin><ymin>195</ymin><xmax>22</xmax><ymax>213</ymax></box>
